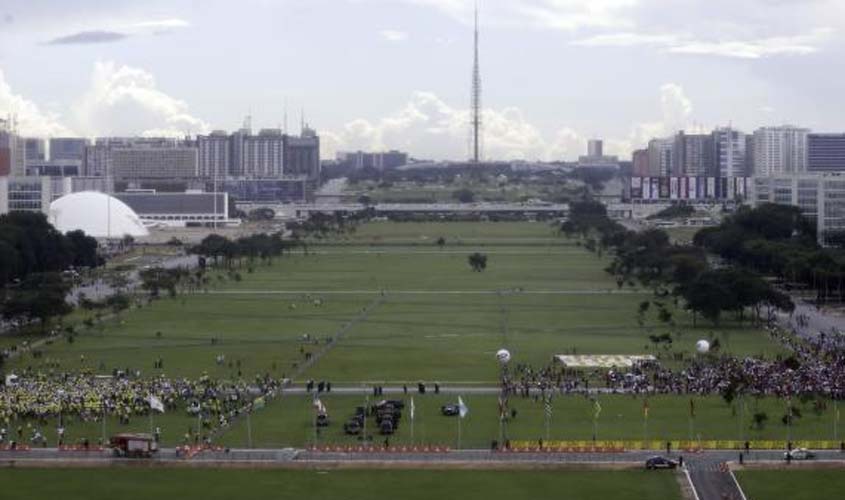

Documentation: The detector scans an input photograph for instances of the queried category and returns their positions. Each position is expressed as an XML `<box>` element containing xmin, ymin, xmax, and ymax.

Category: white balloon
<box><xmin>496</xmin><ymin>349</ymin><xmax>511</xmax><ymax>364</ymax></box>
<box><xmin>696</xmin><ymin>340</ymin><xmax>711</xmax><ymax>354</ymax></box>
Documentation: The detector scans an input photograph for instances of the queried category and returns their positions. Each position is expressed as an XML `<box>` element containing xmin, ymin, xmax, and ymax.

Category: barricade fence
<box><xmin>507</xmin><ymin>440</ymin><xmax>845</xmax><ymax>451</ymax></box>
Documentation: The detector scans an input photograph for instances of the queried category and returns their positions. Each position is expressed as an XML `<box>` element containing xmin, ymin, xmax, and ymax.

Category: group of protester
<box><xmin>0</xmin><ymin>371</ymin><xmax>283</xmax><ymax>446</ymax></box>
<box><xmin>505</xmin><ymin>323</ymin><xmax>845</xmax><ymax>401</ymax></box>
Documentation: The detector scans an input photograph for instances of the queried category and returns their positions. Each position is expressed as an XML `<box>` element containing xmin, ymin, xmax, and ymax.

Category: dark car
<box><xmin>379</xmin><ymin>420</ymin><xmax>394</xmax><ymax>435</ymax></box>
<box><xmin>645</xmin><ymin>456</ymin><xmax>678</xmax><ymax>470</ymax></box>
<box><xmin>441</xmin><ymin>404</ymin><xmax>460</xmax><ymax>416</ymax></box>
<box><xmin>343</xmin><ymin>420</ymin><xmax>362</xmax><ymax>435</ymax></box>
<box><xmin>315</xmin><ymin>413</ymin><xmax>330</xmax><ymax>427</ymax></box>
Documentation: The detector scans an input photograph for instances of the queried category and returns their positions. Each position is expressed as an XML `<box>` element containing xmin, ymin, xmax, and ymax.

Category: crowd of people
<box><xmin>505</xmin><ymin>324</ymin><xmax>845</xmax><ymax>401</ymax></box>
<box><xmin>0</xmin><ymin>371</ymin><xmax>284</xmax><ymax>447</ymax></box>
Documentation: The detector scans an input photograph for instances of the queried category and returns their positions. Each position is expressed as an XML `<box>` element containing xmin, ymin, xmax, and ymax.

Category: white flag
<box><xmin>148</xmin><ymin>395</ymin><xmax>165</xmax><ymax>413</ymax></box>
<box><xmin>410</xmin><ymin>397</ymin><xmax>415</xmax><ymax>421</ymax></box>
<box><xmin>458</xmin><ymin>396</ymin><xmax>468</xmax><ymax>418</ymax></box>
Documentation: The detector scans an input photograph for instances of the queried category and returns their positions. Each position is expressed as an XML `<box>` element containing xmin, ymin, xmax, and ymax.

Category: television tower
<box><xmin>470</xmin><ymin>1</ymin><xmax>482</xmax><ymax>164</ymax></box>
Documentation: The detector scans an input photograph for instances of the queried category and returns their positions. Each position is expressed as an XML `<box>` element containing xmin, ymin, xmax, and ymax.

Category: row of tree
<box><xmin>189</xmin><ymin>233</ymin><xmax>303</xmax><ymax>269</ymax></box>
<box><xmin>563</xmin><ymin>200</ymin><xmax>794</xmax><ymax>325</ymax></box>
<box><xmin>696</xmin><ymin>203</ymin><xmax>845</xmax><ymax>304</ymax></box>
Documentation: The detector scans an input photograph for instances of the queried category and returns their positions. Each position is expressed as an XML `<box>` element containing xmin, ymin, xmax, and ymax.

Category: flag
<box><xmin>689</xmin><ymin>398</ymin><xmax>696</xmax><ymax>418</ymax></box>
<box><xmin>410</xmin><ymin>397</ymin><xmax>415</xmax><ymax>421</ymax></box>
<box><xmin>457</xmin><ymin>396</ymin><xmax>469</xmax><ymax>418</ymax></box>
<box><xmin>253</xmin><ymin>396</ymin><xmax>266</xmax><ymax>410</ymax></box>
<box><xmin>148</xmin><ymin>395</ymin><xmax>165</xmax><ymax>413</ymax></box>
<box><xmin>593</xmin><ymin>399</ymin><xmax>602</xmax><ymax>421</ymax></box>
<box><xmin>544</xmin><ymin>394</ymin><xmax>553</xmax><ymax>420</ymax></box>
<box><xmin>643</xmin><ymin>399</ymin><xmax>649</xmax><ymax>420</ymax></box>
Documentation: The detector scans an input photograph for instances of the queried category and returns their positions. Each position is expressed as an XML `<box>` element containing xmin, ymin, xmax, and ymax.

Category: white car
<box><xmin>784</xmin><ymin>448</ymin><xmax>815</xmax><ymax>460</ymax></box>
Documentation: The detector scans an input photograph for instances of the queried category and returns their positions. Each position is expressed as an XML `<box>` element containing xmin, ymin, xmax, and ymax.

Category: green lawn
<box><xmin>737</xmin><ymin>470</ymin><xmax>845</xmax><ymax>500</ymax></box>
<box><xmin>7</xmin><ymin>222</ymin><xmax>783</xmax><ymax>381</ymax></box>
<box><xmin>218</xmin><ymin>394</ymin><xmax>842</xmax><ymax>449</ymax></box>
<box><xmin>0</xmin><ymin>469</ymin><xmax>682</xmax><ymax>500</ymax></box>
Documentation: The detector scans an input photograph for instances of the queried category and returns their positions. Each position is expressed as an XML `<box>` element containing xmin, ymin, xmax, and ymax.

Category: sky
<box><xmin>0</xmin><ymin>0</ymin><xmax>843</xmax><ymax>161</ymax></box>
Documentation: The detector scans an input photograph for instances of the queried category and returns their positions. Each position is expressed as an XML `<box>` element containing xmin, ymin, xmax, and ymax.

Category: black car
<box><xmin>315</xmin><ymin>413</ymin><xmax>330</xmax><ymax>427</ymax></box>
<box><xmin>645</xmin><ymin>456</ymin><xmax>678</xmax><ymax>470</ymax></box>
<box><xmin>343</xmin><ymin>420</ymin><xmax>362</xmax><ymax>435</ymax></box>
<box><xmin>441</xmin><ymin>404</ymin><xmax>460</xmax><ymax>416</ymax></box>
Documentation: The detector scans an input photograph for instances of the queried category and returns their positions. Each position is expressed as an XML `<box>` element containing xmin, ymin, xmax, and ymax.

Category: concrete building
<box><xmin>283</xmin><ymin>127</ymin><xmax>320</xmax><ymax>179</ymax></box>
<box><xmin>673</xmin><ymin>132</ymin><xmax>713</xmax><ymax>176</ymax></box>
<box><xmin>751</xmin><ymin>126</ymin><xmax>809</xmax><ymax>176</ymax></box>
<box><xmin>24</xmin><ymin>138</ymin><xmax>46</xmax><ymax>165</ymax></box>
<box><xmin>631</xmin><ymin>149</ymin><xmax>649</xmax><ymax>177</ymax></box>
<box><xmin>807</xmin><ymin>133</ymin><xmax>845</xmax><ymax>173</ymax></box>
<box><xmin>0</xmin><ymin>176</ymin><xmax>69</xmax><ymax>214</ymax></box>
<box><xmin>83</xmin><ymin>137</ymin><xmax>198</xmax><ymax>181</ymax></box>
<box><xmin>712</xmin><ymin>127</ymin><xmax>747</xmax><ymax>178</ymax></box>
<box><xmin>197</xmin><ymin>131</ymin><xmax>231</xmax><ymax>179</ymax></box>
<box><xmin>115</xmin><ymin>191</ymin><xmax>235</xmax><ymax>228</ymax></box>
<box><xmin>751</xmin><ymin>173</ymin><xmax>845</xmax><ymax>243</ymax></box>
<box><xmin>587</xmin><ymin>139</ymin><xmax>604</xmax><ymax>158</ymax></box>
<box><xmin>577</xmin><ymin>139</ymin><xmax>618</xmax><ymax>169</ymax></box>
<box><xmin>243</xmin><ymin>129</ymin><xmax>285</xmax><ymax>178</ymax></box>
<box><xmin>0</xmin><ymin>120</ymin><xmax>24</xmax><ymax>177</ymax></box>
<box><xmin>337</xmin><ymin>150</ymin><xmax>409</xmax><ymax>170</ymax></box>
<box><xmin>648</xmin><ymin>138</ymin><xmax>674</xmax><ymax>177</ymax></box>
<box><xmin>50</xmin><ymin>138</ymin><xmax>89</xmax><ymax>163</ymax></box>
<box><xmin>26</xmin><ymin>160</ymin><xmax>81</xmax><ymax>177</ymax></box>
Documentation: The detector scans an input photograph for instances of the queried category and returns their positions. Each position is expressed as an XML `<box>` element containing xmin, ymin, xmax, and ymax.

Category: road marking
<box><xmin>684</xmin><ymin>467</ymin><xmax>702</xmax><ymax>500</ymax></box>
<box><xmin>728</xmin><ymin>469</ymin><xmax>749</xmax><ymax>500</ymax></box>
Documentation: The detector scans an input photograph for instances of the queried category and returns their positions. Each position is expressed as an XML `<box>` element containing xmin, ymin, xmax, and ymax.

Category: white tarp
<box><xmin>554</xmin><ymin>354</ymin><xmax>656</xmax><ymax>368</ymax></box>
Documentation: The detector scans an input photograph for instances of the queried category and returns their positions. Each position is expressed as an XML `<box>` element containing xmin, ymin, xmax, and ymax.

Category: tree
<box><xmin>1</xmin><ymin>272</ymin><xmax>72</xmax><ymax>332</ymax></box>
<box><xmin>752</xmin><ymin>412</ymin><xmax>768</xmax><ymax>430</ymax></box>
<box><xmin>468</xmin><ymin>253</ymin><xmax>488</xmax><ymax>272</ymax></box>
<box><xmin>436</xmin><ymin>237</ymin><xmax>446</xmax><ymax>249</ymax></box>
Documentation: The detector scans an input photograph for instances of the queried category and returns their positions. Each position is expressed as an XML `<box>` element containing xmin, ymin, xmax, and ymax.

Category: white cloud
<box><xmin>0</xmin><ymin>69</ymin><xmax>73</xmax><ymax>136</ymax></box>
<box><xmin>572</xmin><ymin>27</ymin><xmax>833</xmax><ymax>59</ymax></box>
<box><xmin>380</xmin><ymin>29</ymin><xmax>409</xmax><ymax>42</ymax></box>
<box><xmin>132</xmin><ymin>18</ymin><xmax>191</xmax><ymax>30</ymax></box>
<box><xmin>405</xmin><ymin>0</ymin><xmax>637</xmax><ymax>31</ymax></box>
<box><xmin>73</xmin><ymin>61</ymin><xmax>209</xmax><ymax>137</ymax></box>
<box><xmin>323</xmin><ymin>90</ymin><xmax>582</xmax><ymax>161</ymax></box>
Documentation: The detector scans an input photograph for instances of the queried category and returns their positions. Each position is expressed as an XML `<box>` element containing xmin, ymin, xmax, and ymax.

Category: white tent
<box><xmin>49</xmin><ymin>191</ymin><xmax>149</xmax><ymax>239</ymax></box>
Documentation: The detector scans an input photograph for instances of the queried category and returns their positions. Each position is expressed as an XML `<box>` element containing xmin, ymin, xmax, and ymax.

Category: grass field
<box><xmin>218</xmin><ymin>394</ymin><xmax>843</xmax><ymax>449</ymax></box>
<box><xmin>2</xmin><ymin>222</ymin><xmax>794</xmax><ymax>448</ymax></box>
<box><xmin>736</xmin><ymin>470</ymin><xmax>845</xmax><ymax>500</ymax></box>
<box><xmin>0</xmin><ymin>468</ymin><xmax>682</xmax><ymax>500</ymax></box>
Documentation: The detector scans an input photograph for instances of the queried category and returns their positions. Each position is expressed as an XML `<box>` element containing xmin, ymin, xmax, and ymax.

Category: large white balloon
<box><xmin>696</xmin><ymin>340</ymin><xmax>711</xmax><ymax>354</ymax></box>
<box><xmin>496</xmin><ymin>349</ymin><xmax>511</xmax><ymax>364</ymax></box>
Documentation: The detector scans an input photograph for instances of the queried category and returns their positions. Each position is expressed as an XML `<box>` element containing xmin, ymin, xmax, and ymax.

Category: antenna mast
<box><xmin>470</xmin><ymin>1</ymin><xmax>482</xmax><ymax>164</ymax></box>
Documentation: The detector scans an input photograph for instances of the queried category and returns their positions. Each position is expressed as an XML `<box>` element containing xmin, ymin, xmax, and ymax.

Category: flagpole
<box><xmin>247</xmin><ymin>411</ymin><xmax>253</xmax><ymax>449</ymax></box>
<box><xmin>457</xmin><ymin>413</ymin><xmax>462</xmax><ymax>450</ymax></box>
<box><xmin>834</xmin><ymin>400</ymin><xmax>839</xmax><ymax>442</ymax></box>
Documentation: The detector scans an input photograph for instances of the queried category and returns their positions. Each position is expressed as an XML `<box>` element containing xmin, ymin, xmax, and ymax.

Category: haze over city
<box><xmin>2</xmin><ymin>0</ymin><xmax>845</xmax><ymax>160</ymax></box>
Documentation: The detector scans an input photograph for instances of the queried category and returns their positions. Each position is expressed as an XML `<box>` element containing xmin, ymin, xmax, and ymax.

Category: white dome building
<box><xmin>49</xmin><ymin>191</ymin><xmax>149</xmax><ymax>239</ymax></box>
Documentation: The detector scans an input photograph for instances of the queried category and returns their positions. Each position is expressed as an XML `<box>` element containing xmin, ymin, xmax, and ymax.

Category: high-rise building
<box><xmin>712</xmin><ymin>127</ymin><xmax>747</xmax><ymax>178</ymax></box>
<box><xmin>631</xmin><ymin>149</ymin><xmax>649</xmax><ymax>177</ymax></box>
<box><xmin>588</xmin><ymin>139</ymin><xmax>604</xmax><ymax>158</ymax></box>
<box><xmin>673</xmin><ymin>132</ymin><xmax>713</xmax><ymax>176</ymax></box>
<box><xmin>197</xmin><ymin>131</ymin><xmax>231</xmax><ymax>179</ymax></box>
<box><xmin>284</xmin><ymin>127</ymin><xmax>320</xmax><ymax>179</ymax></box>
<box><xmin>24</xmin><ymin>138</ymin><xmax>46</xmax><ymax>165</ymax></box>
<box><xmin>752</xmin><ymin>126</ymin><xmax>809</xmax><ymax>176</ymax></box>
<box><xmin>337</xmin><ymin>150</ymin><xmax>408</xmax><ymax>170</ymax></box>
<box><xmin>243</xmin><ymin>129</ymin><xmax>285</xmax><ymax>178</ymax></box>
<box><xmin>50</xmin><ymin>138</ymin><xmax>89</xmax><ymax>162</ymax></box>
<box><xmin>83</xmin><ymin>137</ymin><xmax>198</xmax><ymax>181</ymax></box>
<box><xmin>807</xmin><ymin>134</ymin><xmax>845</xmax><ymax>173</ymax></box>
<box><xmin>0</xmin><ymin>120</ymin><xmax>24</xmax><ymax>177</ymax></box>
<box><xmin>648</xmin><ymin>138</ymin><xmax>674</xmax><ymax>177</ymax></box>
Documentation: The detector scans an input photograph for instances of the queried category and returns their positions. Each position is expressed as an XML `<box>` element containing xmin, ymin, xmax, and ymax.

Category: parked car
<box><xmin>441</xmin><ymin>404</ymin><xmax>460</xmax><ymax>416</ymax></box>
<box><xmin>315</xmin><ymin>413</ymin><xmax>330</xmax><ymax>427</ymax></box>
<box><xmin>645</xmin><ymin>456</ymin><xmax>678</xmax><ymax>470</ymax></box>
<box><xmin>784</xmin><ymin>448</ymin><xmax>815</xmax><ymax>460</ymax></box>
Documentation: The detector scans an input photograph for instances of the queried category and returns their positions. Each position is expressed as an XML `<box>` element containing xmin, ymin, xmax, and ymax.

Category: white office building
<box><xmin>751</xmin><ymin>173</ymin><xmax>845</xmax><ymax>243</ymax></box>
<box><xmin>752</xmin><ymin>126</ymin><xmax>809</xmax><ymax>176</ymax></box>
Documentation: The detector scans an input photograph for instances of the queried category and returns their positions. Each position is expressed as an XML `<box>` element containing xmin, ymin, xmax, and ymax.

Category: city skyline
<box><xmin>1</xmin><ymin>0</ymin><xmax>844</xmax><ymax>161</ymax></box>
